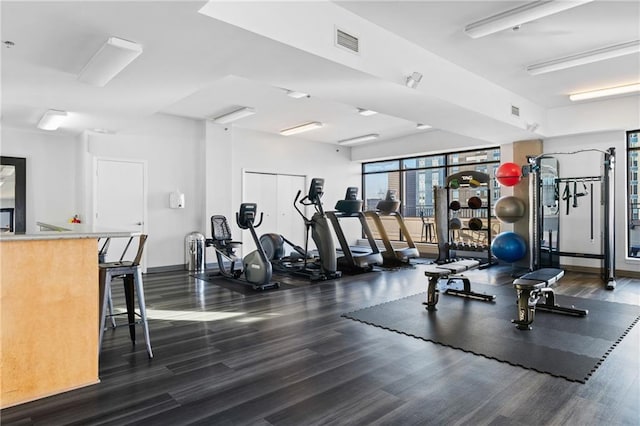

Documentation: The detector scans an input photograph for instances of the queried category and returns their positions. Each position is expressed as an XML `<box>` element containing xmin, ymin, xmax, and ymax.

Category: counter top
<box><xmin>0</xmin><ymin>222</ymin><xmax>140</xmax><ymax>241</ymax></box>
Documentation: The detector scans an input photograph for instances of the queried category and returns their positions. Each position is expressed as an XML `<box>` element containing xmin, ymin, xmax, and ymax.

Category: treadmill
<box><xmin>364</xmin><ymin>190</ymin><xmax>419</xmax><ymax>267</ymax></box>
<box><xmin>326</xmin><ymin>187</ymin><xmax>383</xmax><ymax>273</ymax></box>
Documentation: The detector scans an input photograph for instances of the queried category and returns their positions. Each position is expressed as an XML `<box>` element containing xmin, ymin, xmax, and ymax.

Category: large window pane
<box><xmin>403</xmin><ymin>169</ymin><xmax>445</xmax><ymax>217</ymax></box>
<box><xmin>402</xmin><ymin>155</ymin><xmax>445</xmax><ymax>169</ymax></box>
<box><xmin>363</xmin><ymin>160</ymin><xmax>400</xmax><ymax>173</ymax></box>
<box><xmin>364</xmin><ymin>171</ymin><xmax>401</xmax><ymax>239</ymax></box>
<box><xmin>362</xmin><ymin>147</ymin><xmax>500</xmax><ymax>244</ymax></box>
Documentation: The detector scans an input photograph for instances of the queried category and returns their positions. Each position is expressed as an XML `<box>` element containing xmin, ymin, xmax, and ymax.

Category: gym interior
<box><xmin>1</xmin><ymin>2</ymin><xmax>639</xmax><ymax>425</ymax></box>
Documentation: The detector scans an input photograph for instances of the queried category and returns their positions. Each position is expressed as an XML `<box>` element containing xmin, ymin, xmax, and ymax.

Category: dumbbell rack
<box><xmin>445</xmin><ymin>171</ymin><xmax>494</xmax><ymax>267</ymax></box>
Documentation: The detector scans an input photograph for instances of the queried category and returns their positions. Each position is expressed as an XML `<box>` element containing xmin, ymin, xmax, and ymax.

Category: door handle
<box><xmin>135</xmin><ymin>222</ymin><xmax>143</xmax><ymax>226</ymax></box>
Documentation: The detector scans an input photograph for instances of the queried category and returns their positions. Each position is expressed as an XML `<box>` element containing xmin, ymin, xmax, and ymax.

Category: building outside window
<box><xmin>362</xmin><ymin>147</ymin><xmax>500</xmax><ymax>243</ymax></box>
<box><xmin>628</xmin><ymin>130</ymin><xmax>639</xmax><ymax>258</ymax></box>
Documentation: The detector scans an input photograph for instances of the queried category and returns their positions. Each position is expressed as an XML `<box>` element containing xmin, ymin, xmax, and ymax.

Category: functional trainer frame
<box><xmin>526</xmin><ymin>148</ymin><xmax>616</xmax><ymax>289</ymax></box>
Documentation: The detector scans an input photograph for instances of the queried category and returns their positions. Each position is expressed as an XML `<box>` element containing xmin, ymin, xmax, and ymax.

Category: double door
<box><xmin>242</xmin><ymin>172</ymin><xmax>306</xmax><ymax>255</ymax></box>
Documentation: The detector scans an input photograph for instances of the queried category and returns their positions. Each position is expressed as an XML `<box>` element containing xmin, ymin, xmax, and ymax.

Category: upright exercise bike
<box><xmin>260</xmin><ymin>178</ymin><xmax>341</xmax><ymax>281</ymax></box>
<box><xmin>206</xmin><ymin>203</ymin><xmax>279</xmax><ymax>291</ymax></box>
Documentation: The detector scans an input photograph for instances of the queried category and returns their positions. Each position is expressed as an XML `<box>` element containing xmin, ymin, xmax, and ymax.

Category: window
<box><xmin>628</xmin><ymin>130</ymin><xmax>639</xmax><ymax>258</ymax></box>
<box><xmin>362</xmin><ymin>147</ymin><xmax>500</xmax><ymax>243</ymax></box>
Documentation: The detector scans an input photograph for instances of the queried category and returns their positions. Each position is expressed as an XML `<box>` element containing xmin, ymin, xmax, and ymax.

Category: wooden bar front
<box><xmin>0</xmin><ymin>238</ymin><xmax>99</xmax><ymax>408</ymax></box>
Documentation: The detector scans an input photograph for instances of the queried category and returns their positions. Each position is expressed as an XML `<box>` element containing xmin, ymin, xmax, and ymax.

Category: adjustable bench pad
<box><xmin>424</xmin><ymin>259</ymin><xmax>480</xmax><ymax>277</ymax></box>
<box><xmin>513</xmin><ymin>268</ymin><xmax>564</xmax><ymax>288</ymax></box>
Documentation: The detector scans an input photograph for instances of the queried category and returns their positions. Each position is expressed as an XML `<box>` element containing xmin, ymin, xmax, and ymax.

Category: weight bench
<box><xmin>422</xmin><ymin>259</ymin><xmax>496</xmax><ymax>311</ymax></box>
<box><xmin>512</xmin><ymin>268</ymin><xmax>588</xmax><ymax>330</ymax></box>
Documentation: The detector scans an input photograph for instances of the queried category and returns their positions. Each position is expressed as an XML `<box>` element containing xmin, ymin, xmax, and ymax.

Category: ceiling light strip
<box><xmin>357</xmin><ymin>108</ymin><xmax>378</xmax><ymax>116</ymax></box>
<box><xmin>464</xmin><ymin>0</ymin><xmax>593</xmax><ymax>39</ymax></box>
<box><xmin>280</xmin><ymin>121</ymin><xmax>323</xmax><ymax>136</ymax></box>
<box><xmin>569</xmin><ymin>83</ymin><xmax>640</xmax><ymax>101</ymax></box>
<box><xmin>212</xmin><ymin>107</ymin><xmax>256</xmax><ymax>124</ymax></box>
<box><xmin>338</xmin><ymin>134</ymin><xmax>379</xmax><ymax>146</ymax></box>
<box><xmin>527</xmin><ymin>40</ymin><xmax>640</xmax><ymax>75</ymax></box>
<box><xmin>78</xmin><ymin>37</ymin><xmax>143</xmax><ymax>87</ymax></box>
<box><xmin>285</xmin><ymin>90</ymin><xmax>309</xmax><ymax>99</ymax></box>
<box><xmin>37</xmin><ymin>109</ymin><xmax>68</xmax><ymax>131</ymax></box>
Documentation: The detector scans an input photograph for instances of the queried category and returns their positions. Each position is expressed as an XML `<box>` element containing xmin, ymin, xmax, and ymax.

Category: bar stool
<box><xmin>98</xmin><ymin>234</ymin><xmax>153</xmax><ymax>358</ymax></box>
<box><xmin>420</xmin><ymin>212</ymin><xmax>435</xmax><ymax>243</ymax></box>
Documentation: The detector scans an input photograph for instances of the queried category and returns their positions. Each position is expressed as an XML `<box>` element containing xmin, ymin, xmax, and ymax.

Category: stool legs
<box><xmin>133</xmin><ymin>267</ymin><xmax>153</xmax><ymax>359</ymax></box>
<box><xmin>98</xmin><ymin>267</ymin><xmax>153</xmax><ymax>359</ymax></box>
<box><xmin>107</xmin><ymin>286</ymin><xmax>117</xmax><ymax>328</ymax></box>
<box><xmin>123</xmin><ymin>275</ymin><xmax>136</xmax><ymax>342</ymax></box>
<box><xmin>98</xmin><ymin>269</ymin><xmax>110</xmax><ymax>356</ymax></box>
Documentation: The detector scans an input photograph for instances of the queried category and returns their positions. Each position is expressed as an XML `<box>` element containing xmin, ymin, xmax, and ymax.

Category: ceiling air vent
<box><xmin>511</xmin><ymin>105</ymin><xmax>520</xmax><ymax>117</ymax></box>
<box><xmin>336</xmin><ymin>28</ymin><xmax>359</xmax><ymax>53</ymax></box>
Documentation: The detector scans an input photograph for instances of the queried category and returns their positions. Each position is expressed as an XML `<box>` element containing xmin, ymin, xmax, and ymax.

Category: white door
<box><xmin>276</xmin><ymin>174</ymin><xmax>306</xmax><ymax>248</ymax></box>
<box><xmin>242</xmin><ymin>172</ymin><xmax>306</xmax><ymax>255</ymax></box>
<box><xmin>242</xmin><ymin>172</ymin><xmax>277</xmax><ymax>255</ymax></box>
<box><xmin>94</xmin><ymin>158</ymin><xmax>147</xmax><ymax>267</ymax></box>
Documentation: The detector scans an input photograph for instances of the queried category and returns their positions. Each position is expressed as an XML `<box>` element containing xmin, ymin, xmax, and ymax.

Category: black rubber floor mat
<box><xmin>343</xmin><ymin>284</ymin><xmax>640</xmax><ymax>383</ymax></box>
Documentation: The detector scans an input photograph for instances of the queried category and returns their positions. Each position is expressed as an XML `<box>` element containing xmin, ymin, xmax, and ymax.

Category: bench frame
<box><xmin>422</xmin><ymin>259</ymin><xmax>496</xmax><ymax>311</ymax></box>
<box><xmin>512</xmin><ymin>268</ymin><xmax>588</xmax><ymax>330</ymax></box>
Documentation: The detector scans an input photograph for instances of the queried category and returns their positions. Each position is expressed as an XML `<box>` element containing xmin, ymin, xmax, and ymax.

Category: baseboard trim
<box><xmin>147</xmin><ymin>263</ymin><xmax>219</xmax><ymax>274</ymax></box>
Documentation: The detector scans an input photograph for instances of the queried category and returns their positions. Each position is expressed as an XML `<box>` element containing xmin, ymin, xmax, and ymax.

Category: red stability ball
<box><xmin>496</xmin><ymin>162</ymin><xmax>522</xmax><ymax>187</ymax></box>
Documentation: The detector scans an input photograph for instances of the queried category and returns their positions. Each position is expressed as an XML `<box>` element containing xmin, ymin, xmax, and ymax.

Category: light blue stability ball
<box><xmin>491</xmin><ymin>231</ymin><xmax>527</xmax><ymax>263</ymax></box>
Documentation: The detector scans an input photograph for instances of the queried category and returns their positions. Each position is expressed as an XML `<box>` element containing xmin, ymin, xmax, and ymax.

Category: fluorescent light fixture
<box><xmin>527</xmin><ymin>40</ymin><xmax>640</xmax><ymax>75</ymax></box>
<box><xmin>285</xmin><ymin>90</ymin><xmax>309</xmax><ymax>99</ymax></box>
<box><xmin>78</xmin><ymin>37</ymin><xmax>143</xmax><ymax>87</ymax></box>
<box><xmin>212</xmin><ymin>107</ymin><xmax>256</xmax><ymax>124</ymax></box>
<box><xmin>464</xmin><ymin>0</ymin><xmax>593</xmax><ymax>39</ymax></box>
<box><xmin>406</xmin><ymin>72</ymin><xmax>423</xmax><ymax>89</ymax></box>
<box><xmin>357</xmin><ymin>108</ymin><xmax>378</xmax><ymax>116</ymax></box>
<box><xmin>90</xmin><ymin>128</ymin><xmax>115</xmax><ymax>134</ymax></box>
<box><xmin>338</xmin><ymin>133</ymin><xmax>379</xmax><ymax>146</ymax></box>
<box><xmin>416</xmin><ymin>123</ymin><xmax>432</xmax><ymax>130</ymax></box>
<box><xmin>569</xmin><ymin>83</ymin><xmax>640</xmax><ymax>101</ymax></box>
<box><xmin>37</xmin><ymin>109</ymin><xmax>68</xmax><ymax>131</ymax></box>
<box><xmin>280</xmin><ymin>121</ymin><xmax>323</xmax><ymax>136</ymax></box>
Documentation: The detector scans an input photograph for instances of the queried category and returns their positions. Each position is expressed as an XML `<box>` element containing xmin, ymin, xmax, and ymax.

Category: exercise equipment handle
<box><xmin>253</xmin><ymin>212</ymin><xmax>264</xmax><ymax>228</ymax></box>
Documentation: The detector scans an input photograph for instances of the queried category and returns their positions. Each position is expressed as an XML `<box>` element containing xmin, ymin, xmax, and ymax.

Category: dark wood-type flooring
<box><xmin>2</xmin><ymin>264</ymin><xmax>639</xmax><ymax>425</ymax></box>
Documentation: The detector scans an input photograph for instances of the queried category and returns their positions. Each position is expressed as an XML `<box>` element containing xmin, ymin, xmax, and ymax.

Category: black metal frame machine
<box><xmin>364</xmin><ymin>190</ymin><xmax>419</xmax><ymax>267</ymax></box>
<box><xmin>326</xmin><ymin>187</ymin><xmax>383</xmax><ymax>273</ymax></box>
<box><xmin>206</xmin><ymin>203</ymin><xmax>279</xmax><ymax>291</ymax></box>
<box><xmin>260</xmin><ymin>178</ymin><xmax>341</xmax><ymax>281</ymax></box>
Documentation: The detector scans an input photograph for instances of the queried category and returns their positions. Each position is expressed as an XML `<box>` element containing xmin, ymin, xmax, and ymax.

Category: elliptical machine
<box><xmin>260</xmin><ymin>178</ymin><xmax>341</xmax><ymax>281</ymax></box>
<box><xmin>206</xmin><ymin>203</ymin><xmax>279</xmax><ymax>291</ymax></box>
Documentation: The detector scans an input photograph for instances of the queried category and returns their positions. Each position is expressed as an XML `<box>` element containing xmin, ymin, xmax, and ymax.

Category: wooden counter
<box><xmin>0</xmin><ymin>226</ymin><xmax>139</xmax><ymax>408</ymax></box>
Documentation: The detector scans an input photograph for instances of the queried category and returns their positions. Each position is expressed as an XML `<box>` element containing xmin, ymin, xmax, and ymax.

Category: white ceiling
<box><xmin>1</xmin><ymin>1</ymin><xmax>639</xmax><ymax>147</ymax></box>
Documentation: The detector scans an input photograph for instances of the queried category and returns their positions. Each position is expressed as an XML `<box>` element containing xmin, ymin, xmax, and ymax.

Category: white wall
<box><xmin>201</xmin><ymin>124</ymin><xmax>361</xmax><ymax>262</ymax></box>
<box><xmin>543</xmin><ymin>130</ymin><xmax>637</xmax><ymax>273</ymax></box>
<box><xmin>1</xmin><ymin>126</ymin><xmax>78</xmax><ymax>233</ymax></box>
<box><xmin>229</xmin><ymin>127</ymin><xmax>360</xmax><ymax>210</ymax></box>
<box><xmin>86</xmin><ymin>114</ymin><xmax>206</xmax><ymax>269</ymax></box>
<box><xmin>546</xmin><ymin>96</ymin><xmax>640</xmax><ymax>138</ymax></box>
<box><xmin>2</xmin><ymin>114</ymin><xmax>360</xmax><ymax>269</ymax></box>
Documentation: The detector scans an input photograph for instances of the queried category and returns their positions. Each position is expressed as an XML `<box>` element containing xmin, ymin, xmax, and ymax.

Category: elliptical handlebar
<box><xmin>236</xmin><ymin>203</ymin><xmax>263</xmax><ymax>230</ymax></box>
<box><xmin>297</xmin><ymin>178</ymin><xmax>326</xmax><ymax>215</ymax></box>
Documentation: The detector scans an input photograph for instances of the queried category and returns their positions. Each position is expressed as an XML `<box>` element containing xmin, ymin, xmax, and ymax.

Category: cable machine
<box><xmin>526</xmin><ymin>147</ymin><xmax>616</xmax><ymax>289</ymax></box>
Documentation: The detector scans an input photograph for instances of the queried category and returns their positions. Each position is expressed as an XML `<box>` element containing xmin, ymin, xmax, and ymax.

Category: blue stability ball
<box><xmin>491</xmin><ymin>231</ymin><xmax>527</xmax><ymax>263</ymax></box>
